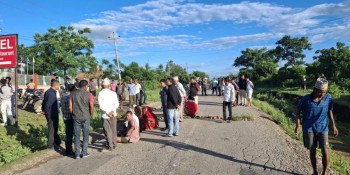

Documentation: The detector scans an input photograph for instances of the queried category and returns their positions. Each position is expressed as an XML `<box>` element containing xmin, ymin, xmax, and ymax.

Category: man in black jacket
<box><xmin>42</xmin><ymin>79</ymin><xmax>61</xmax><ymax>150</ymax></box>
<box><xmin>166</xmin><ymin>78</ymin><xmax>182</xmax><ymax>137</ymax></box>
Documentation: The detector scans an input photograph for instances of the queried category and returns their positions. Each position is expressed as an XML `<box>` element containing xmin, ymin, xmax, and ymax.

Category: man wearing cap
<box><xmin>98</xmin><ymin>78</ymin><xmax>119</xmax><ymax>151</ymax></box>
<box><xmin>295</xmin><ymin>78</ymin><xmax>339</xmax><ymax>175</ymax></box>
<box><xmin>173</xmin><ymin>76</ymin><xmax>186</xmax><ymax>122</ymax></box>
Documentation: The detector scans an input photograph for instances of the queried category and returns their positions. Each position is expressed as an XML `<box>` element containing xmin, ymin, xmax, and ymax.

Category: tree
<box><xmin>274</xmin><ymin>35</ymin><xmax>312</xmax><ymax>67</ymax></box>
<box><xmin>192</xmin><ymin>71</ymin><xmax>208</xmax><ymax>79</ymax></box>
<box><xmin>32</xmin><ymin>25</ymin><xmax>97</xmax><ymax>75</ymax></box>
<box><xmin>312</xmin><ymin>42</ymin><xmax>350</xmax><ymax>81</ymax></box>
<box><xmin>233</xmin><ymin>48</ymin><xmax>270</xmax><ymax>70</ymax></box>
<box><xmin>165</xmin><ymin>60</ymin><xmax>189</xmax><ymax>83</ymax></box>
<box><xmin>100</xmin><ymin>59</ymin><xmax>117</xmax><ymax>79</ymax></box>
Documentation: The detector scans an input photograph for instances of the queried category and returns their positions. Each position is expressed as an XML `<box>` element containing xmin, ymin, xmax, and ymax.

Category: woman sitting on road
<box><xmin>117</xmin><ymin>111</ymin><xmax>140</xmax><ymax>143</ymax></box>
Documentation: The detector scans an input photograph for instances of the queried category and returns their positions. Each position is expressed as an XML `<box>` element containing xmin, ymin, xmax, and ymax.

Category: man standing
<box><xmin>116</xmin><ymin>80</ymin><xmax>124</xmax><ymax>102</ymax></box>
<box><xmin>295</xmin><ymin>78</ymin><xmax>338</xmax><ymax>175</ymax></box>
<box><xmin>212</xmin><ymin>78</ymin><xmax>218</xmax><ymax>95</ymax></box>
<box><xmin>42</xmin><ymin>79</ymin><xmax>61</xmax><ymax>150</ymax></box>
<box><xmin>189</xmin><ymin>77</ymin><xmax>200</xmax><ymax>105</ymax></box>
<box><xmin>128</xmin><ymin>79</ymin><xmax>136</xmax><ymax>108</ymax></box>
<box><xmin>159</xmin><ymin>79</ymin><xmax>168</xmax><ymax>131</ymax></box>
<box><xmin>166</xmin><ymin>78</ymin><xmax>182</xmax><ymax>137</ymax></box>
<box><xmin>5</xmin><ymin>77</ymin><xmax>15</xmax><ymax>120</ymax></box>
<box><xmin>64</xmin><ymin>76</ymin><xmax>71</xmax><ymax>91</ymax></box>
<box><xmin>238</xmin><ymin>75</ymin><xmax>247</xmax><ymax>106</ymax></box>
<box><xmin>61</xmin><ymin>84</ymin><xmax>75</xmax><ymax>155</ymax></box>
<box><xmin>0</xmin><ymin>79</ymin><xmax>13</xmax><ymax>126</ymax></box>
<box><xmin>89</xmin><ymin>78</ymin><xmax>97</xmax><ymax>97</ymax></box>
<box><xmin>69</xmin><ymin>80</ymin><xmax>94</xmax><ymax>159</ymax></box>
<box><xmin>173</xmin><ymin>76</ymin><xmax>186</xmax><ymax>122</ymax></box>
<box><xmin>223</xmin><ymin>77</ymin><xmax>235</xmax><ymax>121</ymax></box>
<box><xmin>98</xmin><ymin>78</ymin><xmax>119</xmax><ymax>152</ymax></box>
<box><xmin>201</xmin><ymin>78</ymin><xmax>208</xmax><ymax>96</ymax></box>
<box><xmin>139</xmin><ymin>79</ymin><xmax>147</xmax><ymax>105</ymax></box>
<box><xmin>110</xmin><ymin>80</ymin><xmax>117</xmax><ymax>92</ymax></box>
<box><xmin>135</xmin><ymin>79</ymin><xmax>142</xmax><ymax>106</ymax></box>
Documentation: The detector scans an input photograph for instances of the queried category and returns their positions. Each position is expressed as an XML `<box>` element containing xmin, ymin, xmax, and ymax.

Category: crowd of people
<box><xmin>42</xmin><ymin>78</ymin><xmax>140</xmax><ymax>159</ymax></box>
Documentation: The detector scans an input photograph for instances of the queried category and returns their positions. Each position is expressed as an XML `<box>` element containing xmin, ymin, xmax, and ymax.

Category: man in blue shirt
<box><xmin>128</xmin><ymin>79</ymin><xmax>136</xmax><ymax>108</ymax></box>
<box><xmin>295</xmin><ymin>78</ymin><xmax>338</xmax><ymax>175</ymax></box>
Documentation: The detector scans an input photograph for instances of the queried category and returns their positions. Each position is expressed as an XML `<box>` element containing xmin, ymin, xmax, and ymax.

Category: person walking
<box><xmin>128</xmin><ymin>79</ymin><xmax>136</xmax><ymax>108</ymax></box>
<box><xmin>223</xmin><ymin>77</ymin><xmax>235</xmax><ymax>121</ymax></box>
<box><xmin>189</xmin><ymin>77</ymin><xmax>200</xmax><ymax>105</ymax></box>
<box><xmin>0</xmin><ymin>79</ymin><xmax>13</xmax><ymax>126</ymax></box>
<box><xmin>159</xmin><ymin>79</ymin><xmax>169</xmax><ymax>131</ymax></box>
<box><xmin>139</xmin><ymin>79</ymin><xmax>147</xmax><ymax>105</ymax></box>
<box><xmin>246</xmin><ymin>77</ymin><xmax>254</xmax><ymax>107</ymax></box>
<box><xmin>212</xmin><ymin>78</ymin><xmax>218</xmax><ymax>95</ymax></box>
<box><xmin>98</xmin><ymin>78</ymin><xmax>119</xmax><ymax>152</ymax></box>
<box><xmin>301</xmin><ymin>75</ymin><xmax>307</xmax><ymax>92</ymax></box>
<box><xmin>295</xmin><ymin>78</ymin><xmax>339</xmax><ymax>175</ymax></box>
<box><xmin>134</xmin><ymin>79</ymin><xmax>142</xmax><ymax>106</ymax></box>
<box><xmin>166</xmin><ymin>78</ymin><xmax>182</xmax><ymax>137</ymax></box>
<box><xmin>238</xmin><ymin>75</ymin><xmax>247</xmax><ymax>106</ymax></box>
<box><xmin>89</xmin><ymin>78</ymin><xmax>97</xmax><ymax>97</ymax></box>
<box><xmin>201</xmin><ymin>78</ymin><xmax>208</xmax><ymax>96</ymax></box>
<box><xmin>69</xmin><ymin>80</ymin><xmax>94</xmax><ymax>159</ymax></box>
<box><xmin>173</xmin><ymin>76</ymin><xmax>186</xmax><ymax>122</ymax></box>
<box><xmin>42</xmin><ymin>79</ymin><xmax>61</xmax><ymax>150</ymax></box>
<box><xmin>60</xmin><ymin>84</ymin><xmax>75</xmax><ymax>156</ymax></box>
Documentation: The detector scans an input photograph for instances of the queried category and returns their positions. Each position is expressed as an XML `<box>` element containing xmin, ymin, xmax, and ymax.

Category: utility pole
<box><xmin>109</xmin><ymin>32</ymin><xmax>121</xmax><ymax>81</ymax></box>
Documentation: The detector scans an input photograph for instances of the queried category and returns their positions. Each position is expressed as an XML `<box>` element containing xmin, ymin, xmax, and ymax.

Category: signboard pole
<box><xmin>15</xmin><ymin>66</ymin><xmax>18</xmax><ymax>127</ymax></box>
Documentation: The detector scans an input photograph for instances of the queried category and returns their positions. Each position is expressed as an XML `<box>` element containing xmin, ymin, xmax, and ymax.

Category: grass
<box><xmin>232</xmin><ymin>113</ymin><xmax>256</xmax><ymax>121</ymax></box>
<box><xmin>253</xmin><ymin>99</ymin><xmax>350</xmax><ymax>174</ymax></box>
<box><xmin>146</xmin><ymin>89</ymin><xmax>160</xmax><ymax>103</ymax></box>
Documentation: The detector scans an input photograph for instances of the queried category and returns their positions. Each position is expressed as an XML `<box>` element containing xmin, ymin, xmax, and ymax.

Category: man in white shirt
<box><xmin>173</xmin><ymin>76</ymin><xmax>186</xmax><ymax>122</ymax></box>
<box><xmin>98</xmin><ymin>78</ymin><xmax>119</xmax><ymax>151</ymax></box>
<box><xmin>223</xmin><ymin>77</ymin><xmax>235</xmax><ymax>122</ymax></box>
<box><xmin>0</xmin><ymin>79</ymin><xmax>13</xmax><ymax>126</ymax></box>
<box><xmin>135</xmin><ymin>79</ymin><xmax>142</xmax><ymax>106</ymax></box>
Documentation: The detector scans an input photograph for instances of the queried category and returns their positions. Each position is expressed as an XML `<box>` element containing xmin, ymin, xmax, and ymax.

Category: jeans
<box><xmin>1</xmin><ymin>100</ymin><xmax>13</xmax><ymax>125</ymax></box>
<box><xmin>161</xmin><ymin>103</ymin><xmax>169</xmax><ymax>129</ymax></box>
<box><xmin>64</xmin><ymin>119</ymin><xmax>74</xmax><ymax>152</ymax></box>
<box><xmin>11</xmin><ymin>95</ymin><xmax>15</xmax><ymax>117</ymax></box>
<box><xmin>139</xmin><ymin>93</ymin><xmax>147</xmax><ymax>105</ymax></box>
<box><xmin>223</xmin><ymin>101</ymin><xmax>233</xmax><ymax>120</ymax></box>
<box><xmin>46</xmin><ymin>114</ymin><xmax>61</xmax><ymax>148</ymax></box>
<box><xmin>212</xmin><ymin>87</ymin><xmax>217</xmax><ymax>95</ymax></box>
<box><xmin>74</xmin><ymin>119</ymin><xmax>90</xmax><ymax>156</ymax></box>
<box><xmin>167</xmin><ymin>109</ymin><xmax>179</xmax><ymax>136</ymax></box>
<box><xmin>202</xmin><ymin>85</ymin><xmax>207</xmax><ymax>96</ymax></box>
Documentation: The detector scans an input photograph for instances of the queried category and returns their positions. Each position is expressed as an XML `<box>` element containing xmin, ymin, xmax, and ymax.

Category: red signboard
<box><xmin>0</xmin><ymin>34</ymin><xmax>17</xmax><ymax>68</ymax></box>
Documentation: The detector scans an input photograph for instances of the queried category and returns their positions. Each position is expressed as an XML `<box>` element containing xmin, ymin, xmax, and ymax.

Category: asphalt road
<box><xmin>19</xmin><ymin>95</ymin><xmax>313</xmax><ymax>175</ymax></box>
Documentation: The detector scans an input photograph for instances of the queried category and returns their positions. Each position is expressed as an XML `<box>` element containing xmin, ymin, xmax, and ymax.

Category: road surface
<box><xmin>19</xmin><ymin>95</ymin><xmax>313</xmax><ymax>175</ymax></box>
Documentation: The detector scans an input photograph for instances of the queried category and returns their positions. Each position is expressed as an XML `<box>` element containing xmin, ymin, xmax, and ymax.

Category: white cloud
<box><xmin>72</xmin><ymin>0</ymin><xmax>350</xmax><ymax>51</ymax></box>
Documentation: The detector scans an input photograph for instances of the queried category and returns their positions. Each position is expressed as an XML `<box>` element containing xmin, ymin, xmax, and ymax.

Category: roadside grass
<box><xmin>232</xmin><ymin>113</ymin><xmax>255</xmax><ymax>121</ymax></box>
<box><xmin>253</xmin><ymin>99</ymin><xmax>350</xmax><ymax>174</ymax></box>
<box><xmin>146</xmin><ymin>89</ymin><xmax>160</xmax><ymax>103</ymax></box>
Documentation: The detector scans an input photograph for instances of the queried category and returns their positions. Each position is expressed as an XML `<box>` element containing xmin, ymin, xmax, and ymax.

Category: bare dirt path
<box><xmin>18</xmin><ymin>95</ymin><xmax>312</xmax><ymax>175</ymax></box>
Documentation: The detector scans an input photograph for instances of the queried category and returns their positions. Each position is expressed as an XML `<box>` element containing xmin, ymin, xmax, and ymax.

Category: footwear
<box><xmin>65</xmin><ymin>150</ymin><xmax>75</xmax><ymax>156</ymax></box>
<box><xmin>81</xmin><ymin>152</ymin><xmax>90</xmax><ymax>158</ymax></box>
<box><xmin>167</xmin><ymin>135</ymin><xmax>174</xmax><ymax>137</ymax></box>
<box><xmin>174</xmin><ymin>134</ymin><xmax>179</xmax><ymax>136</ymax></box>
<box><xmin>74</xmin><ymin>154</ymin><xmax>81</xmax><ymax>159</ymax></box>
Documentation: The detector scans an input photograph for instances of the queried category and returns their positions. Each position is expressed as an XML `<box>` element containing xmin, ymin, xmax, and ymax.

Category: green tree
<box><xmin>191</xmin><ymin>71</ymin><xmax>208</xmax><ymax>79</ymax></box>
<box><xmin>312</xmin><ymin>42</ymin><xmax>350</xmax><ymax>81</ymax></box>
<box><xmin>32</xmin><ymin>25</ymin><xmax>97</xmax><ymax>75</ymax></box>
<box><xmin>165</xmin><ymin>60</ymin><xmax>189</xmax><ymax>84</ymax></box>
<box><xmin>274</xmin><ymin>35</ymin><xmax>312</xmax><ymax>67</ymax></box>
<box><xmin>233</xmin><ymin>48</ymin><xmax>270</xmax><ymax>70</ymax></box>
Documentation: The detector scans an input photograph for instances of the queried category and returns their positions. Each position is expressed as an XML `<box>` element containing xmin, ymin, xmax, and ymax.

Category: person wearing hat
<box><xmin>0</xmin><ymin>79</ymin><xmax>13</xmax><ymax>126</ymax></box>
<box><xmin>98</xmin><ymin>78</ymin><xmax>119</xmax><ymax>151</ymax></box>
<box><xmin>295</xmin><ymin>78</ymin><xmax>339</xmax><ymax>175</ymax></box>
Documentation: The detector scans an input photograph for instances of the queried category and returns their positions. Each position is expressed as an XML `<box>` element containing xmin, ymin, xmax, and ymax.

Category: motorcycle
<box><xmin>22</xmin><ymin>90</ymin><xmax>43</xmax><ymax>113</ymax></box>
<box><xmin>18</xmin><ymin>88</ymin><xmax>23</xmax><ymax>99</ymax></box>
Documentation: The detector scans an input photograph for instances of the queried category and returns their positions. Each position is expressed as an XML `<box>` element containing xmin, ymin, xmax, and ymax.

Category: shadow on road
<box><xmin>198</xmin><ymin>101</ymin><xmax>223</xmax><ymax>106</ymax></box>
<box><xmin>141</xmin><ymin>138</ymin><xmax>301</xmax><ymax>175</ymax></box>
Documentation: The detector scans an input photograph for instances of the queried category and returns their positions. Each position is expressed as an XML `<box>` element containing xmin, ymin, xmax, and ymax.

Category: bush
<box><xmin>328</xmin><ymin>83</ymin><xmax>342</xmax><ymax>98</ymax></box>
